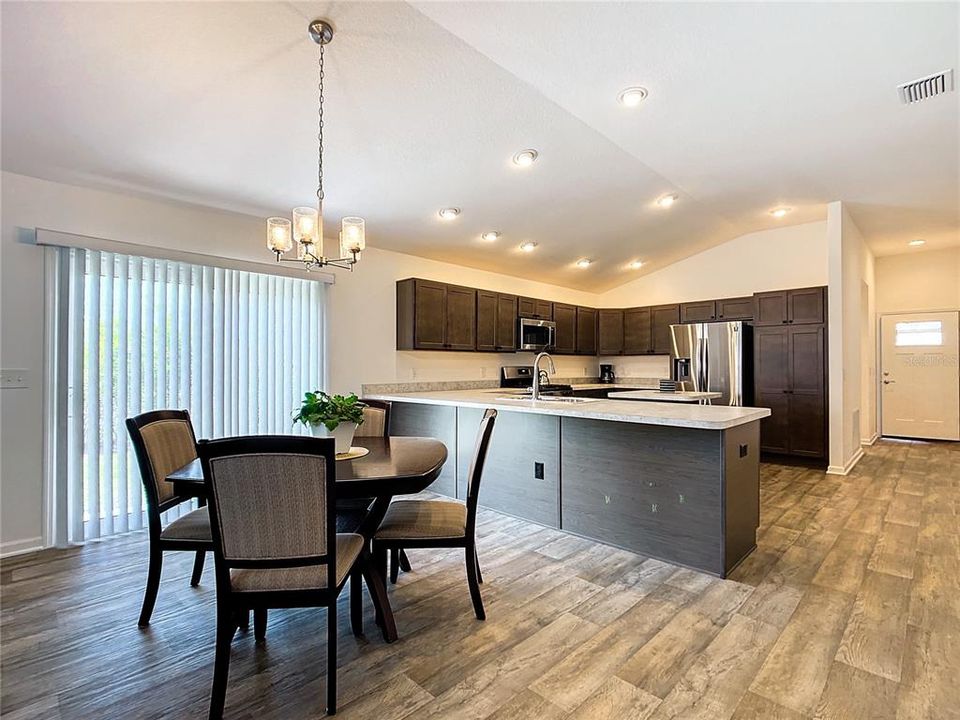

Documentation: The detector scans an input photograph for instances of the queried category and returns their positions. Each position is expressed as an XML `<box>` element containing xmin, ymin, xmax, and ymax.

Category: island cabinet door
<box><xmin>456</xmin><ymin>408</ymin><xmax>559</xmax><ymax>528</ymax></box>
<box><xmin>560</xmin><ymin>418</ymin><xmax>724</xmax><ymax>575</ymax></box>
<box><xmin>389</xmin><ymin>402</ymin><xmax>458</xmax><ymax>498</ymax></box>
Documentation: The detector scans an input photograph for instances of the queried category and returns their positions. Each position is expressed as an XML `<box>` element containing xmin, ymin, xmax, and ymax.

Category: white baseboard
<box><xmin>0</xmin><ymin>536</ymin><xmax>45</xmax><ymax>559</ymax></box>
<box><xmin>826</xmin><ymin>448</ymin><xmax>865</xmax><ymax>476</ymax></box>
<box><xmin>861</xmin><ymin>433</ymin><xmax>880</xmax><ymax>447</ymax></box>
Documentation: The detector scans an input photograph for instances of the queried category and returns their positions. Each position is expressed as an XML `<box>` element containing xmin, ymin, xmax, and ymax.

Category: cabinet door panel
<box><xmin>757</xmin><ymin>391</ymin><xmax>791</xmax><ymax>454</ymax></box>
<box><xmin>598</xmin><ymin>309</ymin><xmax>624</xmax><ymax>355</ymax></box>
<box><xmin>518</xmin><ymin>297</ymin><xmax>536</xmax><ymax>318</ymax></box>
<box><xmin>753</xmin><ymin>291</ymin><xmax>788</xmax><ymax>326</ymax></box>
<box><xmin>553</xmin><ymin>303</ymin><xmax>577</xmax><ymax>354</ymax></box>
<box><xmin>535</xmin><ymin>299</ymin><xmax>553</xmax><ymax>320</ymax></box>
<box><xmin>789</xmin><ymin>326</ymin><xmax>824</xmax><ymax>393</ymax></box>
<box><xmin>476</xmin><ymin>290</ymin><xmax>497</xmax><ymax>352</ymax></box>
<box><xmin>445</xmin><ymin>285</ymin><xmax>477</xmax><ymax>350</ymax></box>
<box><xmin>576</xmin><ymin>307</ymin><xmax>598</xmax><ymax>355</ymax></box>
<box><xmin>495</xmin><ymin>293</ymin><xmax>518</xmax><ymax>351</ymax></box>
<box><xmin>716</xmin><ymin>296</ymin><xmax>753</xmax><ymax>321</ymax></box>
<box><xmin>651</xmin><ymin>304</ymin><xmax>680</xmax><ymax>355</ymax></box>
<box><xmin>413</xmin><ymin>280</ymin><xmax>447</xmax><ymax>349</ymax></box>
<box><xmin>788</xmin><ymin>287</ymin><xmax>825</xmax><ymax>325</ymax></box>
<box><xmin>623</xmin><ymin>307</ymin><xmax>652</xmax><ymax>355</ymax></box>
<box><xmin>788</xmin><ymin>394</ymin><xmax>826</xmax><ymax>458</ymax></box>
<box><xmin>754</xmin><ymin>327</ymin><xmax>790</xmax><ymax>392</ymax></box>
<box><xmin>680</xmin><ymin>300</ymin><xmax>717</xmax><ymax>323</ymax></box>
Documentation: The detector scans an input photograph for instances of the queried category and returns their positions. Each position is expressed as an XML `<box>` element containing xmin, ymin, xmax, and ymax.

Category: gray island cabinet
<box><xmin>367</xmin><ymin>390</ymin><xmax>770</xmax><ymax>578</ymax></box>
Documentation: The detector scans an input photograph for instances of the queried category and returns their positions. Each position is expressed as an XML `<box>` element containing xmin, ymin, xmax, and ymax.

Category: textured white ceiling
<box><xmin>2</xmin><ymin>1</ymin><xmax>957</xmax><ymax>291</ymax></box>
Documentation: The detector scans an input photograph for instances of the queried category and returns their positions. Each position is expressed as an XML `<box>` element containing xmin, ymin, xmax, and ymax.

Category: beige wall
<box><xmin>875</xmin><ymin>247</ymin><xmax>960</xmax><ymax>314</ymax></box>
<box><xmin>826</xmin><ymin>202</ymin><xmax>876</xmax><ymax>474</ymax></box>
<box><xmin>599</xmin><ymin>221</ymin><xmax>829</xmax><ymax>307</ymax></box>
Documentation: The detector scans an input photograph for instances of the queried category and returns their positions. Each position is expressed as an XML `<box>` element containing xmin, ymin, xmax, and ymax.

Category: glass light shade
<box><xmin>266</xmin><ymin>217</ymin><xmax>293</xmax><ymax>253</ymax></box>
<box><xmin>292</xmin><ymin>206</ymin><xmax>320</xmax><ymax>246</ymax></box>
<box><xmin>340</xmin><ymin>217</ymin><xmax>366</xmax><ymax>255</ymax></box>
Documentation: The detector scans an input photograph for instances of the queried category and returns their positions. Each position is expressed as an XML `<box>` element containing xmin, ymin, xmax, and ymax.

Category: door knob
<box><xmin>883</xmin><ymin>380</ymin><xmax>895</xmax><ymax>385</ymax></box>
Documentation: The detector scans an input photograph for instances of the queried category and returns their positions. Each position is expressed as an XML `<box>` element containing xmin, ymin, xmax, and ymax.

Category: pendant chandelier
<box><xmin>266</xmin><ymin>19</ymin><xmax>365</xmax><ymax>271</ymax></box>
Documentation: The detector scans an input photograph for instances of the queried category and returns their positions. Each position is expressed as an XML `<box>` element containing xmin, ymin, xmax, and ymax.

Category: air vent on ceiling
<box><xmin>897</xmin><ymin>69</ymin><xmax>954</xmax><ymax>104</ymax></box>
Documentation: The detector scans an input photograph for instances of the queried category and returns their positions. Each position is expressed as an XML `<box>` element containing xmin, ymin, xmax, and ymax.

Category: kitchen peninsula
<box><xmin>364</xmin><ymin>390</ymin><xmax>770</xmax><ymax>577</ymax></box>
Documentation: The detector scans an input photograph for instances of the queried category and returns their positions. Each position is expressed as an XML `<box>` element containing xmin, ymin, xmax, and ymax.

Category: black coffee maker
<box><xmin>599</xmin><ymin>364</ymin><xmax>615</xmax><ymax>384</ymax></box>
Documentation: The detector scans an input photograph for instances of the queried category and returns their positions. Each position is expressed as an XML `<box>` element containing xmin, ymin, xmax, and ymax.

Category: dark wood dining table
<box><xmin>165</xmin><ymin>436</ymin><xmax>448</xmax><ymax>641</ymax></box>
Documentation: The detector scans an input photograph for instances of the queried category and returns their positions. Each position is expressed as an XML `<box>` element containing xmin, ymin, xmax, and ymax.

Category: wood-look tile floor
<box><xmin>2</xmin><ymin>439</ymin><xmax>958</xmax><ymax>720</ymax></box>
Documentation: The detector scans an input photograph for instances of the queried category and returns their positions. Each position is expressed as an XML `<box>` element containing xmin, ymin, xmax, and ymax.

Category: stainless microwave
<box><xmin>518</xmin><ymin>317</ymin><xmax>556</xmax><ymax>351</ymax></box>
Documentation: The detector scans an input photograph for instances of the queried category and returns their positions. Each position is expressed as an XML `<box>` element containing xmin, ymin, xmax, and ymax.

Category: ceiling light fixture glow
<box><xmin>576</xmin><ymin>259</ymin><xmax>592</xmax><ymax>268</ymax></box>
<box><xmin>627</xmin><ymin>260</ymin><xmax>644</xmax><ymax>270</ymax></box>
<box><xmin>438</xmin><ymin>207</ymin><xmax>461</xmax><ymax>220</ymax></box>
<box><xmin>481</xmin><ymin>231</ymin><xmax>501</xmax><ymax>242</ymax></box>
<box><xmin>656</xmin><ymin>193</ymin><xmax>678</xmax><ymax>208</ymax></box>
<box><xmin>908</xmin><ymin>239</ymin><xmax>926</xmax><ymax>246</ymax></box>
<box><xmin>617</xmin><ymin>86</ymin><xmax>649</xmax><ymax>107</ymax></box>
<box><xmin>519</xmin><ymin>241</ymin><xmax>538</xmax><ymax>252</ymax></box>
<box><xmin>512</xmin><ymin>149</ymin><xmax>539</xmax><ymax>167</ymax></box>
<box><xmin>769</xmin><ymin>207</ymin><xmax>792</xmax><ymax>218</ymax></box>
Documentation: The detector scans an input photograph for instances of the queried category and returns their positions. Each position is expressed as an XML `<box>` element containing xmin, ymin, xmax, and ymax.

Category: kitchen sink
<box><xmin>495</xmin><ymin>395</ymin><xmax>597</xmax><ymax>403</ymax></box>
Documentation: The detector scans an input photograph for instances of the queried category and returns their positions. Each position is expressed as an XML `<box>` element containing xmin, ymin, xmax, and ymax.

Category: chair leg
<box><xmin>327</xmin><ymin>599</ymin><xmax>338</xmax><ymax>715</ymax></box>
<box><xmin>350</xmin><ymin>568</ymin><xmax>363</xmax><ymax>637</ymax></box>
<box><xmin>360</xmin><ymin>553</ymin><xmax>397</xmax><ymax>643</ymax></box>
<box><xmin>209</xmin><ymin>606</ymin><xmax>235</xmax><ymax>720</ymax></box>
<box><xmin>191</xmin><ymin>550</ymin><xmax>206</xmax><ymax>587</ymax></box>
<box><xmin>390</xmin><ymin>548</ymin><xmax>400</xmax><ymax>584</ymax></box>
<box><xmin>138</xmin><ymin>545</ymin><xmax>163</xmax><ymax>627</ymax></box>
<box><xmin>474</xmin><ymin>549</ymin><xmax>483</xmax><ymax>584</ymax></box>
<box><xmin>465</xmin><ymin>546</ymin><xmax>485</xmax><ymax>621</ymax></box>
<box><xmin>254</xmin><ymin>608</ymin><xmax>267</xmax><ymax>642</ymax></box>
<box><xmin>398</xmin><ymin>549</ymin><xmax>412</xmax><ymax>572</ymax></box>
<box><xmin>372</xmin><ymin>543</ymin><xmax>387</xmax><ymax>629</ymax></box>
<box><xmin>236</xmin><ymin>609</ymin><xmax>250</xmax><ymax>632</ymax></box>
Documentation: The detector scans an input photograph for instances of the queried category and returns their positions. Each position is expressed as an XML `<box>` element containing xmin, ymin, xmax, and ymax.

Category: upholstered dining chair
<box><xmin>197</xmin><ymin>434</ymin><xmax>395</xmax><ymax>719</ymax></box>
<box><xmin>373</xmin><ymin>408</ymin><xmax>497</xmax><ymax>620</ymax></box>
<box><xmin>126</xmin><ymin>409</ymin><xmax>212</xmax><ymax>627</ymax></box>
<box><xmin>354</xmin><ymin>398</ymin><xmax>392</xmax><ymax>438</ymax></box>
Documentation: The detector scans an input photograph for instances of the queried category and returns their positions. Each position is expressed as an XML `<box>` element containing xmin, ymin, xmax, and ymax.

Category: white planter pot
<box><xmin>310</xmin><ymin>422</ymin><xmax>357</xmax><ymax>455</ymax></box>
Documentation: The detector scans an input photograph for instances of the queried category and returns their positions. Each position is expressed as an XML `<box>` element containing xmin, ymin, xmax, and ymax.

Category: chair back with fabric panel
<box><xmin>355</xmin><ymin>399</ymin><xmax>391</xmax><ymax>438</ymax></box>
<box><xmin>464</xmin><ymin>409</ymin><xmax>497</xmax><ymax>535</ymax></box>
<box><xmin>126</xmin><ymin>409</ymin><xmax>198</xmax><ymax>527</ymax></box>
<box><xmin>196</xmin><ymin>435</ymin><xmax>338</xmax><ymax>594</ymax></box>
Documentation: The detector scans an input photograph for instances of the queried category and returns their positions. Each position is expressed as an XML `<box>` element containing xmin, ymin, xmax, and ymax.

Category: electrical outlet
<box><xmin>0</xmin><ymin>369</ymin><xmax>29</xmax><ymax>389</ymax></box>
<box><xmin>534</xmin><ymin>462</ymin><xmax>544</xmax><ymax>480</ymax></box>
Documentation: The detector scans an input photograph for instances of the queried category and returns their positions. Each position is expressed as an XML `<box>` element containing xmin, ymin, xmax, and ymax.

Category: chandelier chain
<box><xmin>317</xmin><ymin>41</ymin><xmax>325</xmax><ymax>206</ymax></box>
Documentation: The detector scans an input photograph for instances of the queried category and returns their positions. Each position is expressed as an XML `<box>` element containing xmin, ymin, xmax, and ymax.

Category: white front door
<box><xmin>880</xmin><ymin>311</ymin><xmax>960</xmax><ymax>440</ymax></box>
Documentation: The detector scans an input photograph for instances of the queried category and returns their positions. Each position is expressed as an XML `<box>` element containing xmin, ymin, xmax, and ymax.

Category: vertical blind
<box><xmin>60</xmin><ymin>247</ymin><xmax>325</xmax><ymax>542</ymax></box>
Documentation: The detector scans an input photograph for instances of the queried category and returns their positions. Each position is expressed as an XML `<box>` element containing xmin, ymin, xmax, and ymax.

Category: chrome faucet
<box><xmin>532</xmin><ymin>352</ymin><xmax>556</xmax><ymax>400</ymax></box>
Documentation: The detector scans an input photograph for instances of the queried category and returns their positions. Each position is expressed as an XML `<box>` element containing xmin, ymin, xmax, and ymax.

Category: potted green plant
<box><xmin>293</xmin><ymin>391</ymin><xmax>366</xmax><ymax>455</ymax></box>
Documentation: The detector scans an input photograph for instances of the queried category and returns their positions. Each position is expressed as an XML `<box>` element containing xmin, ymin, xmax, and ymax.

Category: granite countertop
<box><xmin>607</xmin><ymin>390</ymin><xmax>723</xmax><ymax>403</ymax></box>
<box><xmin>365</xmin><ymin>389</ymin><xmax>770</xmax><ymax>430</ymax></box>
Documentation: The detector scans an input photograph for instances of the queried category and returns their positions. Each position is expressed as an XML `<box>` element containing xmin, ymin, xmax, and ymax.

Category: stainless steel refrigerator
<box><xmin>669</xmin><ymin>321</ymin><xmax>753</xmax><ymax>406</ymax></box>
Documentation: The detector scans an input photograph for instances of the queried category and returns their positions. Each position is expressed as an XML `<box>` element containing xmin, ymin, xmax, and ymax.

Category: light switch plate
<box><xmin>0</xmin><ymin>369</ymin><xmax>30</xmax><ymax>389</ymax></box>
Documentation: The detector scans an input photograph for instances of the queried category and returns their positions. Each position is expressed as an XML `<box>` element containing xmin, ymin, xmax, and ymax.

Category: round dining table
<box><xmin>165</xmin><ymin>435</ymin><xmax>448</xmax><ymax>642</ymax></box>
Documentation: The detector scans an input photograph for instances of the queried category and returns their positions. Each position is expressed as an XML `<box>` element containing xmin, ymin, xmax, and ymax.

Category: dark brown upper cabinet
<box><xmin>552</xmin><ymin>303</ymin><xmax>577</xmax><ymax>354</ymax></box>
<box><xmin>576</xmin><ymin>306</ymin><xmax>598</xmax><ymax>355</ymax></box>
<box><xmin>597</xmin><ymin>309</ymin><xmax>624</xmax><ymax>355</ymax></box>
<box><xmin>680</xmin><ymin>300</ymin><xmax>717</xmax><ymax>323</ymax></box>
<box><xmin>754</xmin><ymin>287</ymin><xmax>825</xmax><ymax>326</ymax></box>
<box><xmin>650</xmin><ymin>304</ymin><xmax>680</xmax><ymax>355</ymax></box>
<box><xmin>623</xmin><ymin>307</ymin><xmax>652</xmax><ymax>355</ymax></box>
<box><xmin>716</xmin><ymin>296</ymin><xmax>754</xmax><ymax>321</ymax></box>
<box><xmin>518</xmin><ymin>297</ymin><xmax>553</xmax><ymax>320</ymax></box>
<box><xmin>476</xmin><ymin>291</ymin><xmax>517</xmax><ymax>353</ymax></box>
<box><xmin>397</xmin><ymin>278</ymin><xmax>477</xmax><ymax>351</ymax></box>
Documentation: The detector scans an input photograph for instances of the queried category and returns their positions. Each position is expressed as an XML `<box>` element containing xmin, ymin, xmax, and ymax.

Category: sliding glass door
<box><xmin>55</xmin><ymin>248</ymin><xmax>326</xmax><ymax>542</ymax></box>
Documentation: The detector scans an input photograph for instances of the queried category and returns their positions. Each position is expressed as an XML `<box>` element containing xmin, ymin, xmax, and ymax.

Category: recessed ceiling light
<box><xmin>512</xmin><ymin>149</ymin><xmax>539</xmax><ymax>167</ymax></box>
<box><xmin>481</xmin><ymin>231</ymin><xmax>501</xmax><ymax>242</ymax></box>
<box><xmin>769</xmin><ymin>207</ymin><xmax>792</xmax><ymax>218</ymax></box>
<box><xmin>908</xmin><ymin>238</ymin><xmax>926</xmax><ymax>246</ymax></box>
<box><xmin>438</xmin><ymin>207</ymin><xmax>460</xmax><ymax>220</ymax></box>
<box><xmin>627</xmin><ymin>260</ymin><xmax>644</xmax><ymax>270</ymax></box>
<box><xmin>519</xmin><ymin>241</ymin><xmax>538</xmax><ymax>252</ymax></box>
<box><xmin>576</xmin><ymin>258</ymin><xmax>593</xmax><ymax>268</ymax></box>
<box><xmin>656</xmin><ymin>193</ymin><xmax>678</xmax><ymax>208</ymax></box>
<box><xmin>617</xmin><ymin>86</ymin><xmax>648</xmax><ymax>107</ymax></box>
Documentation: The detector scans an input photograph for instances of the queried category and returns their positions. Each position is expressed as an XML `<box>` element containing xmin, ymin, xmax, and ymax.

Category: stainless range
<box><xmin>500</xmin><ymin>366</ymin><xmax>573</xmax><ymax>396</ymax></box>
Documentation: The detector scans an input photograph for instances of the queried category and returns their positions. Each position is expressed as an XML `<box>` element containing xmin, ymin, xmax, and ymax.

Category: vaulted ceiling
<box><xmin>2</xmin><ymin>2</ymin><xmax>957</xmax><ymax>291</ymax></box>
